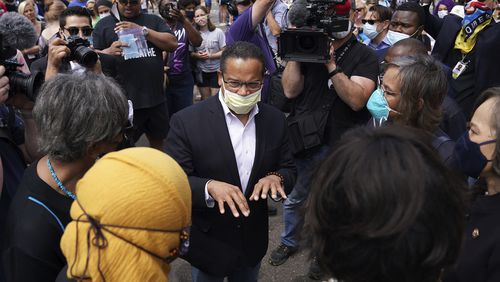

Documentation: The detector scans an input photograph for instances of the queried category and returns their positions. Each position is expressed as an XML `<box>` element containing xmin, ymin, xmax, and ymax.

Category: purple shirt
<box><xmin>167</xmin><ymin>23</ymin><xmax>191</xmax><ymax>78</ymax></box>
<box><xmin>226</xmin><ymin>7</ymin><xmax>276</xmax><ymax>102</ymax></box>
<box><xmin>68</xmin><ymin>0</ymin><xmax>87</xmax><ymax>7</ymax></box>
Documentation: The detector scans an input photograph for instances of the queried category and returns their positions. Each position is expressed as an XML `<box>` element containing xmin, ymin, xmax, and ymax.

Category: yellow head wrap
<box><xmin>60</xmin><ymin>147</ymin><xmax>191</xmax><ymax>282</ymax></box>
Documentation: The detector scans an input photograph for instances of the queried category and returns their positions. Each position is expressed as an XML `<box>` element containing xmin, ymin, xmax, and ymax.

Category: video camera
<box><xmin>278</xmin><ymin>0</ymin><xmax>351</xmax><ymax>63</ymax></box>
<box><xmin>0</xmin><ymin>34</ymin><xmax>44</xmax><ymax>101</ymax></box>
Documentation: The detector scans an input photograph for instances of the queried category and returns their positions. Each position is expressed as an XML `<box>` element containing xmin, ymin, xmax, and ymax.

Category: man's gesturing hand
<box><xmin>207</xmin><ymin>180</ymin><xmax>250</xmax><ymax>218</ymax></box>
<box><xmin>250</xmin><ymin>175</ymin><xmax>287</xmax><ymax>201</ymax></box>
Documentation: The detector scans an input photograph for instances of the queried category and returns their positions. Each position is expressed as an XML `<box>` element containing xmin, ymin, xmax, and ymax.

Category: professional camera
<box><xmin>66</xmin><ymin>35</ymin><xmax>98</xmax><ymax>68</ymax></box>
<box><xmin>0</xmin><ymin>35</ymin><xmax>44</xmax><ymax>101</ymax></box>
<box><xmin>278</xmin><ymin>0</ymin><xmax>350</xmax><ymax>63</ymax></box>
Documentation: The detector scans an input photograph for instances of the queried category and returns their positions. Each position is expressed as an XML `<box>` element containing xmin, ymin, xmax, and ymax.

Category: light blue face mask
<box><xmin>367</xmin><ymin>88</ymin><xmax>390</xmax><ymax>124</ymax></box>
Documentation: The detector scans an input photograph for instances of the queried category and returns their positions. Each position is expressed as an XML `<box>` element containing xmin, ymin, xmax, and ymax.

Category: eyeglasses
<box><xmin>118</xmin><ymin>0</ymin><xmax>140</xmax><ymax>5</ymax></box>
<box><xmin>64</xmin><ymin>26</ymin><xmax>93</xmax><ymax>37</ymax></box>
<box><xmin>222</xmin><ymin>75</ymin><xmax>263</xmax><ymax>92</ymax></box>
<box><xmin>380</xmin><ymin>84</ymin><xmax>400</xmax><ymax>97</ymax></box>
<box><xmin>362</xmin><ymin>19</ymin><xmax>380</xmax><ymax>25</ymax></box>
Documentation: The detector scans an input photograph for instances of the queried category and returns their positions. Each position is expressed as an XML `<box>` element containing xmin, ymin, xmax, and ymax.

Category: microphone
<box><xmin>288</xmin><ymin>0</ymin><xmax>309</xmax><ymax>28</ymax></box>
<box><xmin>0</xmin><ymin>12</ymin><xmax>38</xmax><ymax>52</ymax></box>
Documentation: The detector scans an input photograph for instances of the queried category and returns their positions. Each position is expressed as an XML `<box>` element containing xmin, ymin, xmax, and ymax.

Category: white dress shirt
<box><xmin>204</xmin><ymin>93</ymin><xmax>259</xmax><ymax>207</ymax></box>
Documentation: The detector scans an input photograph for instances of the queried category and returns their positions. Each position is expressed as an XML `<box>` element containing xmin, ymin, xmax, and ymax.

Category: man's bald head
<box><xmin>385</xmin><ymin>38</ymin><xmax>427</xmax><ymax>63</ymax></box>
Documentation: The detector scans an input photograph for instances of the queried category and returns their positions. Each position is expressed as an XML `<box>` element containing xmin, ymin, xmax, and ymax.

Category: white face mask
<box><xmin>385</xmin><ymin>30</ymin><xmax>410</xmax><ymax>45</ymax></box>
<box><xmin>437</xmin><ymin>10</ymin><xmax>448</xmax><ymax>18</ymax></box>
<box><xmin>100</xmin><ymin>12</ymin><xmax>111</xmax><ymax>18</ymax></box>
<box><xmin>222</xmin><ymin>83</ymin><xmax>261</xmax><ymax>115</ymax></box>
<box><xmin>363</xmin><ymin>22</ymin><xmax>380</xmax><ymax>40</ymax></box>
<box><xmin>331</xmin><ymin>21</ymin><xmax>353</xmax><ymax>39</ymax></box>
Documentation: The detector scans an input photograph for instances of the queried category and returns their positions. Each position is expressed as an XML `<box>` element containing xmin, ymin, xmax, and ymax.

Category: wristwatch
<box><xmin>142</xmin><ymin>26</ymin><xmax>149</xmax><ymax>37</ymax></box>
<box><xmin>328</xmin><ymin>66</ymin><xmax>343</xmax><ymax>78</ymax></box>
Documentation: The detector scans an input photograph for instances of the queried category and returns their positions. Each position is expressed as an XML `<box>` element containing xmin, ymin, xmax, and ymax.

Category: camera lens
<box><xmin>8</xmin><ymin>71</ymin><xmax>44</xmax><ymax>101</ymax></box>
<box><xmin>297</xmin><ymin>35</ymin><xmax>317</xmax><ymax>53</ymax></box>
<box><xmin>74</xmin><ymin>46</ymin><xmax>98</xmax><ymax>68</ymax></box>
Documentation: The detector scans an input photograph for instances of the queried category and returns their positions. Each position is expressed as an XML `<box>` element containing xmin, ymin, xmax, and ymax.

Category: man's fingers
<box><xmin>277</xmin><ymin>185</ymin><xmax>287</xmax><ymax>199</ymax></box>
<box><xmin>251</xmin><ymin>183</ymin><xmax>262</xmax><ymax>201</ymax></box>
<box><xmin>260</xmin><ymin>184</ymin><xmax>270</xmax><ymax>199</ymax></box>
<box><xmin>233</xmin><ymin>190</ymin><xmax>249</xmax><ymax>216</ymax></box>
<box><xmin>217</xmin><ymin>199</ymin><xmax>225</xmax><ymax>215</ymax></box>
<box><xmin>225</xmin><ymin>197</ymin><xmax>240</xmax><ymax>218</ymax></box>
<box><xmin>270</xmin><ymin>182</ymin><xmax>279</xmax><ymax>199</ymax></box>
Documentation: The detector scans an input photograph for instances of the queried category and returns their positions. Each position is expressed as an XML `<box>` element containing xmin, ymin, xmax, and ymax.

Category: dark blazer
<box><xmin>444</xmin><ymin>193</ymin><xmax>500</xmax><ymax>282</ymax></box>
<box><xmin>165</xmin><ymin>95</ymin><xmax>296</xmax><ymax>277</ymax></box>
<box><xmin>424</xmin><ymin>11</ymin><xmax>500</xmax><ymax>116</ymax></box>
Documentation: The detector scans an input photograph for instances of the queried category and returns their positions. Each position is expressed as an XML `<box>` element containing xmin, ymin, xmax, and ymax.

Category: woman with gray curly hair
<box><xmin>2</xmin><ymin>73</ymin><xmax>129</xmax><ymax>282</ymax></box>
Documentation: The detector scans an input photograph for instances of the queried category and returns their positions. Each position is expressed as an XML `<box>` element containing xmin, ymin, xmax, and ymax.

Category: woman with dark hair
<box><xmin>444</xmin><ymin>87</ymin><xmax>500</xmax><ymax>282</ymax></box>
<box><xmin>2</xmin><ymin>73</ymin><xmax>129</xmax><ymax>282</ymax></box>
<box><xmin>305</xmin><ymin>125</ymin><xmax>466</xmax><ymax>282</ymax></box>
<box><xmin>191</xmin><ymin>5</ymin><xmax>226</xmax><ymax>100</ymax></box>
<box><xmin>366</xmin><ymin>54</ymin><xmax>455</xmax><ymax>165</ymax></box>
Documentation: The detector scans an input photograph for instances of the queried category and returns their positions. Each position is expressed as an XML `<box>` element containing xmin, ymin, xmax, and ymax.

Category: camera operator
<box><xmin>30</xmin><ymin>6</ymin><xmax>117</xmax><ymax>80</ymax></box>
<box><xmin>0</xmin><ymin>63</ymin><xmax>41</xmax><ymax>282</ymax></box>
<box><xmin>268</xmin><ymin>0</ymin><xmax>379</xmax><ymax>279</ymax></box>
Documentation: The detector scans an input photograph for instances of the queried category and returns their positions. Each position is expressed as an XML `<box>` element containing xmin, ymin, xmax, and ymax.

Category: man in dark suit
<box><xmin>165</xmin><ymin>41</ymin><xmax>296</xmax><ymax>281</ymax></box>
<box><xmin>423</xmin><ymin>0</ymin><xmax>500</xmax><ymax>117</ymax></box>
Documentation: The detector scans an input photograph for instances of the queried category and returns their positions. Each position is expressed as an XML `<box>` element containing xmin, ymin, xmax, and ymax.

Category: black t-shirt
<box><xmin>294</xmin><ymin>35</ymin><xmax>379</xmax><ymax>146</ymax></box>
<box><xmin>2</xmin><ymin>162</ymin><xmax>73</xmax><ymax>282</ymax></box>
<box><xmin>93</xmin><ymin>13</ymin><xmax>172</xmax><ymax>109</ymax></box>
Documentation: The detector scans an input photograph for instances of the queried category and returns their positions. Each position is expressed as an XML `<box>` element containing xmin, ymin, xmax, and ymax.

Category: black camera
<box><xmin>0</xmin><ymin>34</ymin><xmax>44</xmax><ymax>101</ymax></box>
<box><xmin>66</xmin><ymin>35</ymin><xmax>98</xmax><ymax>68</ymax></box>
<box><xmin>278</xmin><ymin>0</ymin><xmax>350</xmax><ymax>63</ymax></box>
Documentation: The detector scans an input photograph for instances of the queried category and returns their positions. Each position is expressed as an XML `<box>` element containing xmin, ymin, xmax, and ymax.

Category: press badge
<box><xmin>452</xmin><ymin>60</ymin><xmax>468</xmax><ymax>79</ymax></box>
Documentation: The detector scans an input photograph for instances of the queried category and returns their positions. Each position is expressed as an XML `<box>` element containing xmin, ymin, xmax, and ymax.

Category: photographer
<box><xmin>0</xmin><ymin>63</ymin><xmax>41</xmax><ymax>282</ymax></box>
<box><xmin>268</xmin><ymin>0</ymin><xmax>378</xmax><ymax>279</ymax></box>
<box><xmin>30</xmin><ymin>6</ymin><xmax>117</xmax><ymax>80</ymax></box>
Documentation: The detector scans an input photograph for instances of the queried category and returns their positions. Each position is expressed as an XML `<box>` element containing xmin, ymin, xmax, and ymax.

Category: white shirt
<box><xmin>204</xmin><ymin>93</ymin><xmax>259</xmax><ymax>207</ymax></box>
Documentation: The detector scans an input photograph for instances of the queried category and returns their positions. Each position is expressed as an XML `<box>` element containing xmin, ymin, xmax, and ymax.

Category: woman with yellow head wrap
<box><xmin>58</xmin><ymin>147</ymin><xmax>192</xmax><ymax>281</ymax></box>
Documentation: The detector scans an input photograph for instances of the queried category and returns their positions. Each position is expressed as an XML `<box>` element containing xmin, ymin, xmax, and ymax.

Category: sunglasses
<box><xmin>118</xmin><ymin>0</ymin><xmax>140</xmax><ymax>5</ymax></box>
<box><xmin>64</xmin><ymin>26</ymin><xmax>93</xmax><ymax>37</ymax></box>
<box><xmin>362</xmin><ymin>19</ymin><xmax>380</xmax><ymax>25</ymax></box>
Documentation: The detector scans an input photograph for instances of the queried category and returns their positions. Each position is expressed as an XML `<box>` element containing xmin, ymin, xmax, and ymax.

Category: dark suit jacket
<box><xmin>165</xmin><ymin>95</ymin><xmax>296</xmax><ymax>276</ymax></box>
<box><xmin>425</xmin><ymin>11</ymin><xmax>500</xmax><ymax>116</ymax></box>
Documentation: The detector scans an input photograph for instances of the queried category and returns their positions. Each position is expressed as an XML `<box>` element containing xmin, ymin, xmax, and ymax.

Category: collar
<box><xmin>218</xmin><ymin>91</ymin><xmax>260</xmax><ymax>121</ymax></box>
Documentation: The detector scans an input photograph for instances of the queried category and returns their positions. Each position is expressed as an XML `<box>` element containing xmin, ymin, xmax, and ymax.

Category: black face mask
<box><xmin>453</xmin><ymin>132</ymin><xmax>496</xmax><ymax>179</ymax></box>
<box><xmin>185</xmin><ymin>10</ymin><xmax>194</xmax><ymax>19</ymax></box>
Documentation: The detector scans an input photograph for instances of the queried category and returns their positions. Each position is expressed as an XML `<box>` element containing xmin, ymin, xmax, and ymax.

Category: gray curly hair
<box><xmin>33</xmin><ymin>73</ymin><xmax>129</xmax><ymax>162</ymax></box>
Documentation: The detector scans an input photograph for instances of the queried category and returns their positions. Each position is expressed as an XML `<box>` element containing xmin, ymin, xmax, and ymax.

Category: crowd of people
<box><xmin>0</xmin><ymin>0</ymin><xmax>499</xmax><ymax>281</ymax></box>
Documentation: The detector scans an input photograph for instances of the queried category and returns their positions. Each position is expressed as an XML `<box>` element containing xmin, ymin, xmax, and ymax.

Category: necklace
<box><xmin>47</xmin><ymin>158</ymin><xmax>77</xmax><ymax>200</ymax></box>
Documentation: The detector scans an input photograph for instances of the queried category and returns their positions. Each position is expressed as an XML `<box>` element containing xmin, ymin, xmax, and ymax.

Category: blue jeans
<box><xmin>280</xmin><ymin>145</ymin><xmax>331</xmax><ymax>248</ymax></box>
<box><xmin>191</xmin><ymin>262</ymin><xmax>261</xmax><ymax>282</ymax></box>
<box><xmin>165</xmin><ymin>76</ymin><xmax>194</xmax><ymax>116</ymax></box>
